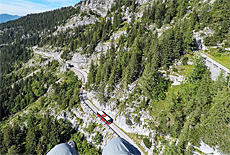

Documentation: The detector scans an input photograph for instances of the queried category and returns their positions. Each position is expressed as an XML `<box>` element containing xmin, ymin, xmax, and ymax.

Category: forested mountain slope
<box><xmin>0</xmin><ymin>0</ymin><xmax>230</xmax><ymax>154</ymax></box>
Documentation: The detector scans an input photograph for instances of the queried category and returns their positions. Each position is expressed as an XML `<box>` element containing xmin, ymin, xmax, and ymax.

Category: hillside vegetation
<box><xmin>0</xmin><ymin>0</ymin><xmax>230</xmax><ymax>154</ymax></box>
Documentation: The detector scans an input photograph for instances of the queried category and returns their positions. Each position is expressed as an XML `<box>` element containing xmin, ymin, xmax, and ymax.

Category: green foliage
<box><xmin>70</xmin><ymin>132</ymin><xmax>101</xmax><ymax>155</ymax></box>
<box><xmin>0</xmin><ymin>45</ymin><xmax>33</xmax><ymax>75</ymax></box>
<box><xmin>86</xmin><ymin>123</ymin><xmax>97</xmax><ymax>133</ymax></box>
<box><xmin>134</xmin><ymin>116</ymin><xmax>141</xmax><ymax>125</ymax></box>
<box><xmin>162</xmin><ymin>142</ymin><xmax>180</xmax><ymax>155</ymax></box>
<box><xmin>0</xmin><ymin>63</ymin><xmax>57</xmax><ymax>120</ymax></box>
<box><xmin>181</xmin><ymin>56</ymin><xmax>188</xmax><ymax>65</ymax></box>
<box><xmin>25</xmin><ymin>126</ymin><xmax>37</xmax><ymax>154</ymax></box>
<box><xmin>61</xmin><ymin>50</ymin><xmax>73</xmax><ymax>61</ymax></box>
<box><xmin>0</xmin><ymin>112</ymin><xmax>99</xmax><ymax>155</ymax></box>
<box><xmin>142</xmin><ymin>0</ymin><xmax>179</xmax><ymax>27</ymax></box>
<box><xmin>140</xmin><ymin>64</ymin><xmax>171</xmax><ymax>101</ymax></box>
<box><xmin>204</xmin><ymin>36</ymin><xmax>217</xmax><ymax>46</ymax></box>
<box><xmin>0</xmin><ymin>6</ymin><xmax>80</xmax><ymax>79</ymax></box>
<box><xmin>87</xmin><ymin>61</ymin><xmax>97</xmax><ymax>90</ymax></box>
<box><xmin>93</xmin><ymin>132</ymin><xmax>103</xmax><ymax>145</ymax></box>
<box><xmin>44</xmin><ymin>15</ymin><xmax>112</xmax><ymax>55</ymax></box>
<box><xmin>52</xmin><ymin>70</ymin><xmax>81</xmax><ymax>109</ymax></box>
<box><xmin>143</xmin><ymin>138</ymin><xmax>152</xmax><ymax>149</ymax></box>
<box><xmin>156</xmin><ymin>56</ymin><xmax>230</xmax><ymax>153</ymax></box>
<box><xmin>1</xmin><ymin>0</ymin><xmax>230</xmax><ymax>154</ymax></box>
<box><xmin>0</xmin><ymin>6</ymin><xmax>80</xmax><ymax>45</ymax></box>
<box><xmin>187</xmin><ymin>55</ymin><xmax>209</xmax><ymax>83</ymax></box>
<box><xmin>199</xmin><ymin>0</ymin><xmax>230</xmax><ymax>45</ymax></box>
<box><xmin>125</xmin><ymin>118</ymin><xmax>133</xmax><ymax>126</ymax></box>
<box><xmin>163</xmin><ymin>142</ymin><xmax>194</xmax><ymax>155</ymax></box>
<box><xmin>199</xmin><ymin>87</ymin><xmax>230</xmax><ymax>153</ymax></box>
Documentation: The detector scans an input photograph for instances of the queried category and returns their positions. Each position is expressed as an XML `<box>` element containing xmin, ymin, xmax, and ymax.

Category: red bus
<box><xmin>82</xmin><ymin>84</ymin><xmax>85</xmax><ymax>90</ymax></box>
<box><xmin>97</xmin><ymin>111</ymin><xmax>113</xmax><ymax>125</ymax></box>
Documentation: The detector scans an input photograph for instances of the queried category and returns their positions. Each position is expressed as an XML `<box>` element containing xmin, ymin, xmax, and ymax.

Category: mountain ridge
<box><xmin>0</xmin><ymin>13</ymin><xmax>21</xmax><ymax>23</ymax></box>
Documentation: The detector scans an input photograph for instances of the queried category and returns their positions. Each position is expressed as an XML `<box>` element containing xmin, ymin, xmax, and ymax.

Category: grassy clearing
<box><xmin>209</xmin><ymin>54</ymin><xmax>230</xmax><ymax>69</ymax></box>
<box><xmin>149</xmin><ymin>99</ymin><xmax>166</xmax><ymax>117</ymax></box>
<box><xmin>203</xmin><ymin>49</ymin><xmax>230</xmax><ymax>69</ymax></box>
<box><xmin>178</xmin><ymin>64</ymin><xmax>195</xmax><ymax>77</ymax></box>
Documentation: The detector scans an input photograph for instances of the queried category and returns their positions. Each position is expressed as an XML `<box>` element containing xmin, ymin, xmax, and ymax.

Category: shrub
<box><xmin>125</xmin><ymin>118</ymin><xmax>133</xmax><ymax>126</ymax></box>
<box><xmin>86</xmin><ymin>123</ymin><xmax>97</xmax><ymax>133</ymax></box>
<box><xmin>215</xmin><ymin>53</ymin><xmax>221</xmax><ymax>57</ymax></box>
<box><xmin>204</xmin><ymin>36</ymin><xmax>216</xmax><ymax>46</ymax></box>
<box><xmin>182</xmin><ymin>56</ymin><xmax>188</xmax><ymax>65</ymax></box>
<box><xmin>134</xmin><ymin>116</ymin><xmax>141</xmax><ymax>125</ymax></box>
<box><xmin>172</xmin><ymin>66</ymin><xmax>178</xmax><ymax>72</ymax></box>
<box><xmin>143</xmin><ymin>138</ymin><xmax>152</xmax><ymax>149</ymax></box>
<box><xmin>93</xmin><ymin>132</ymin><xmax>103</xmax><ymax>145</ymax></box>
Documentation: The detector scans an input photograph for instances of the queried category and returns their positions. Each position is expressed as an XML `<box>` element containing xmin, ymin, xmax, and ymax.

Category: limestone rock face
<box><xmin>79</xmin><ymin>0</ymin><xmax>116</xmax><ymax>17</ymax></box>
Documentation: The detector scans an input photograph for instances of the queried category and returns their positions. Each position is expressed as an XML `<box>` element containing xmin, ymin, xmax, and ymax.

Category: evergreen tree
<box><xmin>25</xmin><ymin>127</ymin><xmax>37</xmax><ymax>154</ymax></box>
<box><xmin>88</xmin><ymin>61</ymin><xmax>96</xmax><ymax>89</ymax></box>
<box><xmin>2</xmin><ymin>125</ymin><xmax>13</xmax><ymax>154</ymax></box>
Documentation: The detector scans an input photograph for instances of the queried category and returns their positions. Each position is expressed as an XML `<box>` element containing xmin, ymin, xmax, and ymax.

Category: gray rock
<box><xmin>79</xmin><ymin>0</ymin><xmax>116</xmax><ymax>17</ymax></box>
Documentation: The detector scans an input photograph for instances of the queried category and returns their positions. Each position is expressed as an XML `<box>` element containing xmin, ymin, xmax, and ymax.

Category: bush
<box><xmin>204</xmin><ymin>36</ymin><xmax>216</xmax><ymax>46</ymax></box>
<box><xmin>86</xmin><ymin>123</ymin><xmax>97</xmax><ymax>133</ymax></box>
<box><xmin>140</xmin><ymin>100</ymin><xmax>147</xmax><ymax>109</ymax></box>
<box><xmin>134</xmin><ymin>116</ymin><xmax>141</xmax><ymax>125</ymax></box>
<box><xmin>93</xmin><ymin>132</ymin><xmax>103</xmax><ymax>145</ymax></box>
<box><xmin>182</xmin><ymin>56</ymin><xmax>188</xmax><ymax>65</ymax></box>
<box><xmin>125</xmin><ymin>118</ymin><xmax>133</xmax><ymax>126</ymax></box>
<box><xmin>215</xmin><ymin>53</ymin><xmax>221</xmax><ymax>57</ymax></box>
<box><xmin>172</xmin><ymin>66</ymin><xmax>178</xmax><ymax>72</ymax></box>
<box><xmin>217</xmin><ymin>47</ymin><xmax>225</xmax><ymax>53</ymax></box>
<box><xmin>143</xmin><ymin>138</ymin><xmax>152</xmax><ymax>149</ymax></box>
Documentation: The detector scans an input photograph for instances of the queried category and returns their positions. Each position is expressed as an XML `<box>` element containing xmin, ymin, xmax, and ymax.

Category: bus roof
<box><xmin>97</xmin><ymin>111</ymin><xmax>111</xmax><ymax>122</ymax></box>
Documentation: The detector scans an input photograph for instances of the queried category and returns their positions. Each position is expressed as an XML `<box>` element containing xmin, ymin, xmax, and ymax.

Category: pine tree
<box><xmin>150</xmin><ymin>40</ymin><xmax>161</xmax><ymax>70</ymax></box>
<box><xmin>183</xmin><ymin>25</ymin><xmax>194</xmax><ymax>52</ymax></box>
<box><xmin>174</xmin><ymin>24</ymin><xmax>183</xmax><ymax>57</ymax></box>
<box><xmin>155</xmin><ymin>2</ymin><xmax>165</xmax><ymax>28</ymax></box>
<box><xmin>25</xmin><ymin>127</ymin><xmax>36</xmax><ymax>154</ymax></box>
<box><xmin>139</xmin><ymin>64</ymin><xmax>155</xmax><ymax>99</ymax></box>
<box><xmin>2</xmin><ymin>125</ymin><xmax>13</xmax><ymax>154</ymax></box>
<box><xmin>107</xmin><ymin>64</ymin><xmax>116</xmax><ymax>94</ymax></box>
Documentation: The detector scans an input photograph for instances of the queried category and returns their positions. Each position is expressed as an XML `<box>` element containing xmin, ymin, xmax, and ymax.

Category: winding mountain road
<box><xmin>33</xmin><ymin>48</ymin><xmax>145</xmax><ymax>155</ymax></box>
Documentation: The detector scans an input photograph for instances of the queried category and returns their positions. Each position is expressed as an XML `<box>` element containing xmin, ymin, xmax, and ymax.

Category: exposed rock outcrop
<box><xmin>79</xmin><ymin>0</ymin><xmax>116</xmax><ymax>17</ymax></box>
<box><xmin>54</xmin><ymin>14</ymin><xmax>99</xmax><ymax>35</ymax></box>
